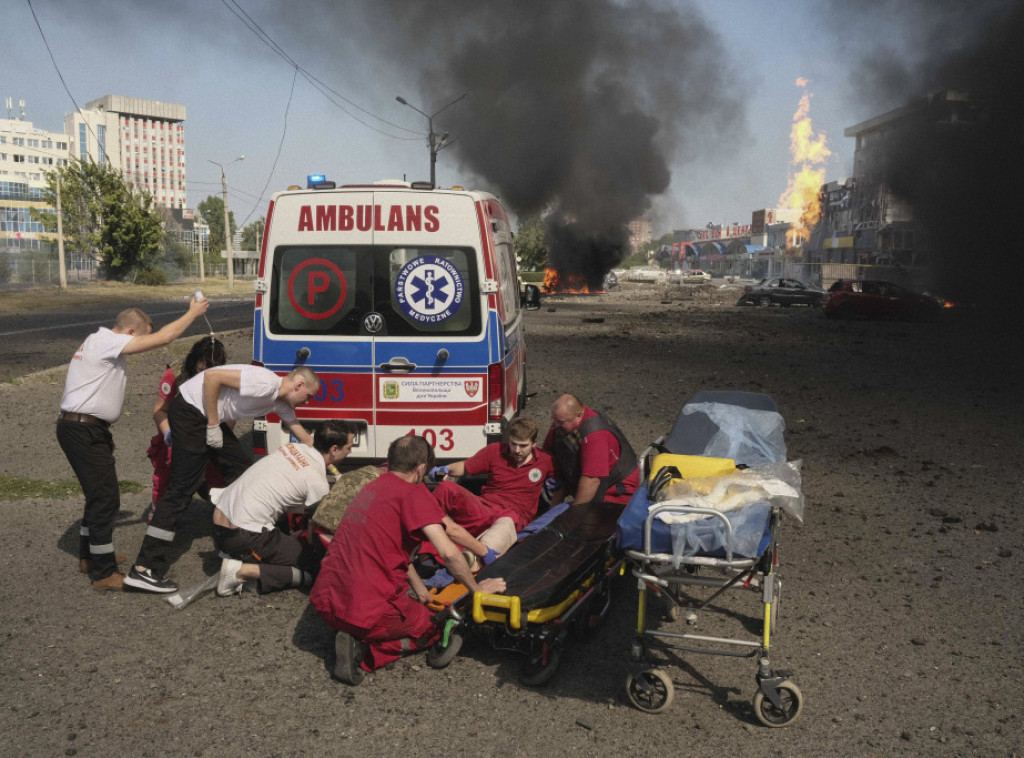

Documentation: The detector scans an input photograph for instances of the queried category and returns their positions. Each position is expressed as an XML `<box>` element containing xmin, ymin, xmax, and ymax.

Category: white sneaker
<box><xmin>216</xmin><ymin>557</ymin><xmax>244</xmax><ymax>596</ymax></box>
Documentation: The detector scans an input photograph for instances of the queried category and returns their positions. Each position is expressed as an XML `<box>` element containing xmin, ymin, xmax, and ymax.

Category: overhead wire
<box><xmin>26</xmin><ymin>0</ymin><xmax>116</xmax><ymax>168</ymax></box>
<box><xmin>219</xmin><ymin>0</ymin><xmax>423</xmax><ymax>141</ymax></box>
<box><xmin>237</xmin><ymin>66</ymin><xmax>298</xmax><ymax>228</ymax></box>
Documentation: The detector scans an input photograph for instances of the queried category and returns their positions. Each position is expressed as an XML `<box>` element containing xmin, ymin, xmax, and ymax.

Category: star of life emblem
<box><xmin>394</xmin><ymin>257</ymin><xmax>464</xmax><ymax>324</ymax></box>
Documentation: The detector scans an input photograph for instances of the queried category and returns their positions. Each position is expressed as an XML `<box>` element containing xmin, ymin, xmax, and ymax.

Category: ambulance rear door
<box><xmin>371</xmin><ymin>190</ymin><xmax>489</xmax><ymax>459</ymax></box>
<box><xmin>257</xmin><ymin>189</ymin><xmax>377</xmax><ymax>457</ymax></box>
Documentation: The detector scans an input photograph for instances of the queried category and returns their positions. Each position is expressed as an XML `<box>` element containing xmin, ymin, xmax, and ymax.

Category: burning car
<box><xmin>737</xmin><ymin>277</ymin><xmax>825</xmax><ymax>308</ymax></box>
<box><xmin>822</xmin><ymin>279</ymin><xmax>943</xmax><ymax>321</ymax></box>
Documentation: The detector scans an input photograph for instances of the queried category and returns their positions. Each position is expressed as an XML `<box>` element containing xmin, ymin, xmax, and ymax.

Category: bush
<box><xmin>135</xmin><ymin>267</ymin><xmax>168</xmax><ymax>286</ymax></box>
<box><xmin>620</xmin><ymin>253</ymin><xmax>649</xmax><ymax>269</ymax></box>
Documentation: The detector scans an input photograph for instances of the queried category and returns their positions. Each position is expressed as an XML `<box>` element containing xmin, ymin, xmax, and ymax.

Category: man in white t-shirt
<box><xmin>212</xmin><ymin>420</ymin><xmax>356</xmax><ymax>595</ymax></box>
<box><xmin>56</xmin><ymin>299</ymin><xmax>209</xmax><ymax>592</ymax></box>
<box><xmin>126</xmin><ymin>364</ymin><xmax>320</xmax><ymax>593</ymax></box>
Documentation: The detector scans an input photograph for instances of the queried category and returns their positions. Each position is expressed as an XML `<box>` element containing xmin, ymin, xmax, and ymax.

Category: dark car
<box><xmin>822</xmin><ymin>279</ymin><xmax>942</xmax><ymax>321</ymax></box>
<box><xmin>737</xmin><ymin>277</ymin><xmax>825</xmax><ymax>307</ymax></box>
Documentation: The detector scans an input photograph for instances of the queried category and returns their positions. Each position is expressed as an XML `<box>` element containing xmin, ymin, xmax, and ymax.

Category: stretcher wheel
<box><xmin>664</xmin><ymin>597</ymin><xmax>679</xmax><ymax>622</ymax></box>
<box><xmin>426</xmin><ymin>632</ymin><xmax>463</xmax><ymax>669</ymax></box>
<box><xmin>625</xmin><ymin>668</ymin><xmax>674</xmax><ymax>714</ymax></box>
<box><xmin>520</xmin><ymin>647</ymin><xmax>560</xmax><ymax>686</ymax></box>
<box><xmin>753</xmin><ymin>681</ymin><xmax>803</xmax><ymax>727</ymax></box>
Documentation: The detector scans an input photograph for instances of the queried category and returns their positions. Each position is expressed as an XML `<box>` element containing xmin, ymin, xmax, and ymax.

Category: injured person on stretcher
<box><xmin>420</xmin><ymin>416</ymin><xmax>555</xmax><ymax>584</ymax></box>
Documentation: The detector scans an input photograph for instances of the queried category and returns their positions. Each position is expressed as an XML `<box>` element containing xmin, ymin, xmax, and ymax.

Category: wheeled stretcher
<box><xmin>425</xmin><ymin>501</ymin><xmax>625</xmax><ymax>685</ymax></box>
<box><xmin>617</xmin><ymin>390</ymin><xmax>805</xmax><ymax>726</ymax></box>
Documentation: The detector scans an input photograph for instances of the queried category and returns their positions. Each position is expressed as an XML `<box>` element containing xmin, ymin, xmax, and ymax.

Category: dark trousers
<box><xmin>56</xmin><ymin>419</ymin><xmax>120</xmax><ymax>581</ymax></box>
<box><xmin>135</xmin><ymin>395</ymin><xmax>252</xmax><ymax>576</ymax></box>
<box><xmin>214</xmin><ymin>524</ymin><xmax>318</xmax><ymax>593</ymax></box>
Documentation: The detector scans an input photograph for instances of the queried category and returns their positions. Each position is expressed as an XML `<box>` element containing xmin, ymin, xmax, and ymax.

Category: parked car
<box><xmin>680</xmin><ymin>269</ymin><xmax>712</xmax><ymax>283</ymax></box>
<box><xmin>737</xmin><ymin>277</ymin><xmax>825</xmax><ymax>307</ymax></box>
<box><xmin>822</xmin><ymin>279</ymin><xmax>942</xmax><ymax>321</ymax></box>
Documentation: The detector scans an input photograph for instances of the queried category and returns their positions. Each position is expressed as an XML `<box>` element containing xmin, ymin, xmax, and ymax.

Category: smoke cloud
<box><xmin>828</xmin><ymin>0</ymin><xmax>1024</xmax><ymax>310</ymax></box>
<box><xmin>351</xmin><ymin>0</ymin><xmax>744</xmax><ymax>283</ymax></box>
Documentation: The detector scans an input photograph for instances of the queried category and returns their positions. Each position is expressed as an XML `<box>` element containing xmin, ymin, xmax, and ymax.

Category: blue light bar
<box><xmin>307</xmin><ymin>173</ymin><xmax>327</xmax><ymax>187</ymax></box>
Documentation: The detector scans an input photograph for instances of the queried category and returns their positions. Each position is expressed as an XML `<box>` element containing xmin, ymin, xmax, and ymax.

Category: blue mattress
<box><xmin>616</xmin><ymin>391</ymin><xmax>785</xmax><ymax>559</ymax></box>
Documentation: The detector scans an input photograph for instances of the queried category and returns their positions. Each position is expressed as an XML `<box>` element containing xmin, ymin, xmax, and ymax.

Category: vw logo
<box><xmin>363</xmin><ymin>312</ymin><xmax>384</xmax><ymax>333</ymax></box>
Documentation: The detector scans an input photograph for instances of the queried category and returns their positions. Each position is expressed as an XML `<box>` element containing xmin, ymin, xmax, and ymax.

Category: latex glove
<box><xmin>423</xmin><ymin>568</ymin><xmax>455</xmax><ymax>590</ymax></box>
<box><xmin>163</xmin><ymin>429</ymin><xmax>173</xmax><ymax>447</ymax></box>
<box><xmin>206</xmin><ymin>424</ymin><xmax>224</xmax><ymax>448</ymax></box>
<box><xmin>482</xmin><ymin>548</ymin><xmax>500</xmax><ymax>566</ymax></box>
<box><xmin>544</xmin><ymin>477</ymin><xmax>559</xmax><ymax>490</ymax></box>
<box><xmin>429</xmin><ymin>465</ymin><xmax>450</xmax><ymax>481</ymax></box>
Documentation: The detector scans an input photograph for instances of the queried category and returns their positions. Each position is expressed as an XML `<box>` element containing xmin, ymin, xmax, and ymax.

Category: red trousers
<box><xmin>317</xmin><ymin>591</ymin><xmax>440</xmax><ymax>671</ymax></box>
<box><xmin>147</xmin><ymin>433</ymin><xmax>225</xmax><ymax>504</ymax></box>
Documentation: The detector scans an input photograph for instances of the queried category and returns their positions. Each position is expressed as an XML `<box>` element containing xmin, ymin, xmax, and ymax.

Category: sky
<box><xmin>0</xmin><ymin>0</ymin><xmax>977</xmax><ymax>236</ymax></box>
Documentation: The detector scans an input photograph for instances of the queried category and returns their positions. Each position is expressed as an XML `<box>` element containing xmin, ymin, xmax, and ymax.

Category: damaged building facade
<box><xmin>664</xmin><ymin>90</ymin><xmax>980</xmax><ymax>290</ymax></box>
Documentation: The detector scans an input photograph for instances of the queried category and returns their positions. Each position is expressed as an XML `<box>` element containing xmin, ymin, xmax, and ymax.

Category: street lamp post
<box><xmin>208</xmin><ymin>155</ymin><xmax>244</xmax><ymax>288</ymax></box>
<box><xmin>395</xmin><ymin>93</ymin><xmax>466</xmax><ymax>188</ymax></box>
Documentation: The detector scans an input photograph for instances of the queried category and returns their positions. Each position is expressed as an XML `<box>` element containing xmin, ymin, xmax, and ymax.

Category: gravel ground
<box><xmin>1</xmin><ymin>282</ymin><xmax>1021</xmax><ymax>757</ymax></box>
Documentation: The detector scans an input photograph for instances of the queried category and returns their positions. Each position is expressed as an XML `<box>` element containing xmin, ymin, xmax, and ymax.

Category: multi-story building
<box><xmin>806</xmin><ymin>89</ymin><xmax>979</xmax><ymax>267</ymax></box>
<box><xmin>627</xmin><ymin>217</ymin><xmax>651</xmax><ymax>255</ymax></box>
<box><xmin>66</xmin><ymin>95</ymin><xmax>187</xmax><ymax>210</ymax></box>
<box><xmin>0</xmin><ymin>112</ymin><xmax>70</xmax><ymax>254</ymax></box>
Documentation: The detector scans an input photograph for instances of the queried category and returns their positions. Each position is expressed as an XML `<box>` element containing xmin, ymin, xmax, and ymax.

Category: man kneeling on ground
<box><xmin>212</xmin><ymin>420</ymin><xmax>356</xmax><ymax>596</ymax></box>
<box><xmin>309</xmin><ymin>435</ymin><xmax>506</xmax><ymax>685</ymax></box>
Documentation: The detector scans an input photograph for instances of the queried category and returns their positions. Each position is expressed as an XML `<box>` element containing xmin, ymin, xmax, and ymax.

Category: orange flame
<box><xmin>779</xmin><ymin>78</ymin><xmax>831</xmax><ymax>249</ymax></box>
<box><xmin>542</xmin><ymin>267</ymin><xmax>604</xmax><ymax>294</ymax></box>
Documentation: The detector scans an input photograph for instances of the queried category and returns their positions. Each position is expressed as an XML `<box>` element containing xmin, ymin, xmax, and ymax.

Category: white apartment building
<box><xmin>66</xmin><ymin>94</ymin><xmax>187</xmax><ymax>210</ymax></box>
<box><xmin>0</xmin><ymin>111</ymin><xmax>70</xmax><ymax>253</ymax></box>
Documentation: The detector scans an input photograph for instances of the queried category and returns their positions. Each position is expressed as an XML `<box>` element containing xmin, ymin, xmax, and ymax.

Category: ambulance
<box><xmin>251</xmin><ymin>177</ymin><xmax>527</xmax><ymax>464</ymax></box>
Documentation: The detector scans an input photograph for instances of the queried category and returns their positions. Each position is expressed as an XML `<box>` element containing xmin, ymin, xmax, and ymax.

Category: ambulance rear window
<box><xmin>387</xmin><ymin>248</ymin><xmax>478</xmax><ymax>335</ymax></box>
<box><xmin>268</xmin><ymin>245</ymin><xmax>480</xmax><ymax>337</ymax></box>
<box><xmin>270</xmin><ymin>246</ymin><xmax>362</xmax><ymax>335</ymax></box>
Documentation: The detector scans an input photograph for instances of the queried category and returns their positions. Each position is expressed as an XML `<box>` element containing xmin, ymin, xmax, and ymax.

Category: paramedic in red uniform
<box><xmin>310</xmin><ymin>435</ymin><xmax>506</xmax><ymax>685</ymax></box>
<box><xmin>543</xmin><ymin>393</ymin><xmax>639</xmax><ymax>506</ymax></box>
<box><xmin>430</xmin><ymin>416</ymin><xmax>555</xmax><ymax>566</ymax></box>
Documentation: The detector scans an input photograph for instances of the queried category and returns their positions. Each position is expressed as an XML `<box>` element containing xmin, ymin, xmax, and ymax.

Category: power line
<box><xmin>238</xmin><ymin>66</ymin><xmax>297</xmax><ymax>228</ymax></box>
<box><xmin>26</xmin><ymin>0</ymin><xmax>116</xmax><ymax>168</ymax></box>
<box><xmin>219</xmin><ymin>0</ymin><xmax>422</xmax><ymax>141</ymax></box>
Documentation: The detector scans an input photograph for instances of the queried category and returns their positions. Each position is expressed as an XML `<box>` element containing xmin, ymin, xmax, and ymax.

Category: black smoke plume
<box><xmin>356</xmin><ymin>0</ymin><xmax>743</xmax><ymax>283</ymax></box>
<box><xmin>831</xmin><ymin>0</ymin><xmax>1024</xmax><ymax>311</ymax></box>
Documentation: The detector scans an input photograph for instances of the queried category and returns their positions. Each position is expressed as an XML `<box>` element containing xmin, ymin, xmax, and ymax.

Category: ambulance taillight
<box><xmin>487</xmin><ymin>362</ymin><xmax>504</xmax><ymax>421</ymax></box>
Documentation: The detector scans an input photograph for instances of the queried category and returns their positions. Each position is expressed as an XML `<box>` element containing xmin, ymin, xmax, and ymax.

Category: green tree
<box><xmin>514</xmin><ymin>214</ymin><xmax>549</xmax><ymax>270</ymax></box>
<box><xmin>32</xmin><ymin>158</ymin><xmax>163</xmax><ymax>280</ymax></box>
<box><xmin>197</xmin><ymin>195</ymin><xmax>236</xmax><ymax>257</ymax></box>
<box><xmin>241</xmin><ymin>217</ymin><xmax>266</xmax><ymax>252</ymax></box>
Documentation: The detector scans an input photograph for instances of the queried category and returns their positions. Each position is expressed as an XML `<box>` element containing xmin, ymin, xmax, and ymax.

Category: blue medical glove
<box><xmin>423</xmin><ymin>568</ymin><xmax>455</xmax><ymax>589</ymax></box>
<box><xmin>429</xmin><ymin>465</ymin><xmax>450</xmax><ymax>481</ymax></box>
<box><xmin>163</xmin><ymin>429</ymin><xmax>173</xmax><ymax>447</ymax></box>
<box><xmin>544</xmin><ymin>477</ymin><xmax>559</xmax><ymax>490</ymax></box>
<box><xmin>482</xmin><ymin>548</ymin><xmax>500</xmax><ymax>566</ymax></box>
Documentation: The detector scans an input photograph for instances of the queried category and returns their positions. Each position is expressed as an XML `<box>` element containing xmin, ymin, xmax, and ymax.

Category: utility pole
<box><xmin>56</xmin><ymin>172</ymin><xmax>67</xmax><ymax>291</ymax></box>
<box><xmin>209</xmin><ymin>156</ymin><xmax>244</xmax><ymax>288</ymax></box>
<box><xmin>395</xmin><ymin>93</ymin><xmax>466</xmax><ymax>188</ymax></box>
<box><xmin>198</xmin><ymin>213</ymin><xmax>205</xmax><ymax>282</ymax></box>
<box><xmin>220</xmin><ymin>169</ymin><xmax>232</xmax><ymax>289</ymax></box>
